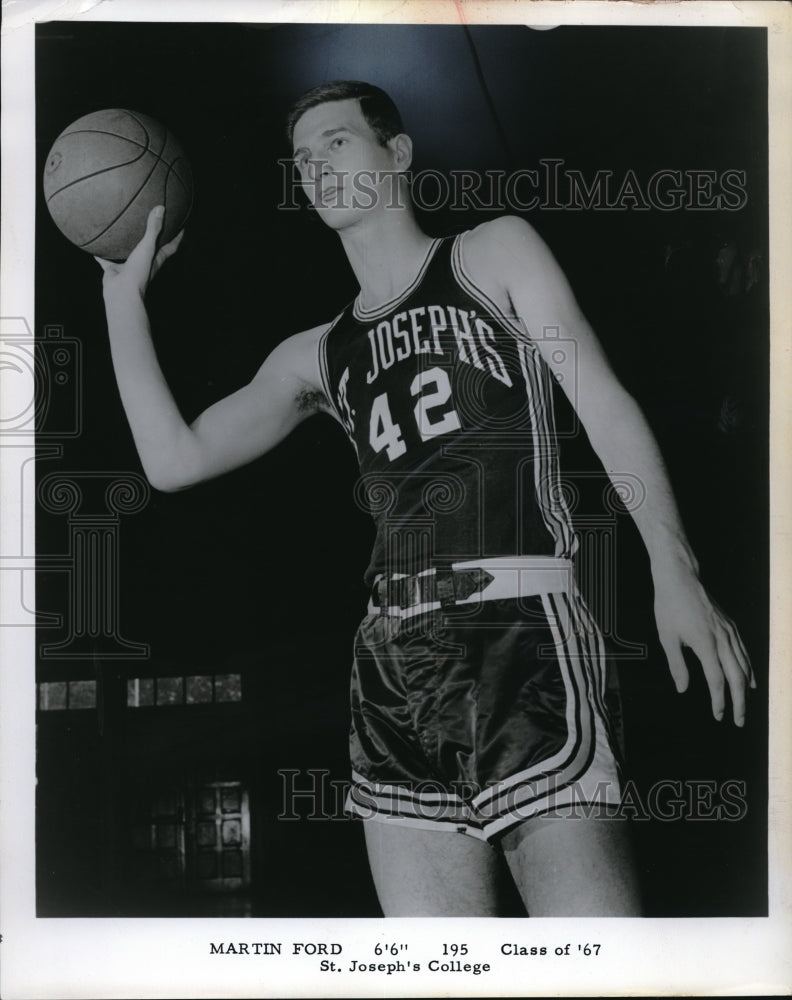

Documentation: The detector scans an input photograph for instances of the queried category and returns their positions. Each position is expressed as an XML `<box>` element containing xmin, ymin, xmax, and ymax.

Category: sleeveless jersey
<box><xmin>318</xmin><ymin>232</ymin><xmax>577</xmax><ymax>586</ymax></box>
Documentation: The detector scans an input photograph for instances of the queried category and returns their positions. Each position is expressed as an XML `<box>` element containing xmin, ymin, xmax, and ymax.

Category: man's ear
<box><xmin>389</xmin><ymin>132</ymin><xmax>413</xmax><ymax>172</ymax></box>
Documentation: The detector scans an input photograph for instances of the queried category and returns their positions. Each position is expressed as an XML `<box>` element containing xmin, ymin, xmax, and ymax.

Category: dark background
<box><xmin>35</xmin><ymin>22</ymin><xmax>768</xmax><ymax>917</ymax></box>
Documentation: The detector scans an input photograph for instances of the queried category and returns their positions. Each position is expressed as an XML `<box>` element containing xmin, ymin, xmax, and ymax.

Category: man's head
<box><xmin>287</xmin><ymin>81</ymin><xmax>412</xmax><ymax>226</ymax></box>
<box><xmin>286</xmin><ymin>80</ymin><xmax>403</xmax><ymax>149</ymax></box>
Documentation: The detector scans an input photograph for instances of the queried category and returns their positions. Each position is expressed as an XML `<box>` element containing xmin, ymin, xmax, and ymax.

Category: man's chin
<box><xmin>314</xmin><ymin>203</ymin><xmax>368</xmax><ymax>228</ymax></box>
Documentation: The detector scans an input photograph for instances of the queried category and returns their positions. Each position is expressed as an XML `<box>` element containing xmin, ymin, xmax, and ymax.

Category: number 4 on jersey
<box><xmin>370</xmin><ymin>392</ymin><xmax>407</xmax><ymax>461</ymax></box>
<box><xmin>369</xmin><ymin>367</ymin><xmax>461</xmax><ymax>462</ymax></box>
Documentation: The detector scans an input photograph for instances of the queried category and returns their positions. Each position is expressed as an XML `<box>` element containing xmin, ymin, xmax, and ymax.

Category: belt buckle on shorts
<box><xmin>374</xmin><ymin>577</ymin><xmax>394</xmax><ymax>612</ymax></box>
<box><xmin>454</xmin><ymin>567</ymin><xmax>495</xmax><ymax>601</ymax></box>
<box><xmin>435</xmin><ymin>567</ymin><xmax>457</xmax><ymax>609</ymax></box>
<box><xmin>399</xmin><ymin>576</ymin><xmax>422</xmax><ymax>610</ymax></box>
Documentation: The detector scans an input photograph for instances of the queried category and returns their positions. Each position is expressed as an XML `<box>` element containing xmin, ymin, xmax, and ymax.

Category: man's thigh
<box><xmin>501</xmin><ymin>812</ymin><xmax>643</xmax><ymax>917</ymax></box>
<box><xmin>363</xmin><ymin>820</ymin><xmax>511</xmax><ymax>916</ymax></box>
<box><xmin>362</xmin><ymin>813</ymin><xmax>641</xmax><ymax>917</ymax></box>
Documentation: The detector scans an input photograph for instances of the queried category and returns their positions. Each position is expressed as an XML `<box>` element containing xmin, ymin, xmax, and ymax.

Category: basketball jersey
<box><xmin>318</xmin><ymin>232</ymin><xmax>577</xmax><ymax>586</ymax></box>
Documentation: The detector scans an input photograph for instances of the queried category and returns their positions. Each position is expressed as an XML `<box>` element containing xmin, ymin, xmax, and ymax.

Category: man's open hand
<box><xmin>652</xmin><ymin>557</ymin><xmax>755</xmax><ymax>726</ymax></box>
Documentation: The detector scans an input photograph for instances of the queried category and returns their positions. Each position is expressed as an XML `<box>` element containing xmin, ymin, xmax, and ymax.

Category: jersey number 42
<box><xmin>370</xmin><ymin>366</ymin><xmax>461</xmax><ymax>461</ymax></box>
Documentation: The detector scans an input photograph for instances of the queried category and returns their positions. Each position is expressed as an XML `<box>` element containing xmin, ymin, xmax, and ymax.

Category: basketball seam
<box><xmin>45</xmin><ymin>141</ymin><xmax>150</xmax><ymax>203</ymax></box>
<box><xmin>46</xmin><ymin>113</ymin><xmax>192</xmax><ymax>255</ymax></box>
<box><xmin>79</xmin><ymin>155</ymin><xmax>192</xmax><ymax>253</ymax></box>
<box><xmin>77</xmin><ymin>123</ymin><xmax>170</xmax><ymax>249</ymax></box>
<box><xmin>49</xmin><ymin>109</ymin><xmax>157</xmax><ymax>201</ymax></box>
<box><xmin>48</xmin><ymin>114</ymin><xmax>191</xmax><ymax>196</ymax></box>
<box><xmin>56</xmin><ymin>128</ymin><xmax>153</xmax><ymax>152</ymax></box>
<box><xmin>123</xmin><ymin>110</ymin><xmax>154</xmax><ymax>152</ymax></box>
<box><xmin>165</xmin><ymin>157</ymin><xmax>194</xmax><ymax>214</ymax></box>
<box><xmin>124</xmin><ymin>110</ymin><xmax>191</xmax><ymax>195</ymax></box>
<box><xmin>60</xmin><ymin>109</ymin><xmax>153</xmax><ymax>152</ymax></box>
<box><xmin>47</xmin><ymin>140</ymin><xmax>191</xmax><ymax>205</ymax></box>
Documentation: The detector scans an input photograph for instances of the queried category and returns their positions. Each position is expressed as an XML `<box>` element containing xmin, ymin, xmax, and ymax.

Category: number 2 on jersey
<box><xmin>369</xmin><ymin>366</ymin><xmax>461</xmax><ymax>461</ymax></box>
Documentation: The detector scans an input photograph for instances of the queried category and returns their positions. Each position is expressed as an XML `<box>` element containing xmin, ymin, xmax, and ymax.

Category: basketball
<box><xmin>43</xmin><ymin>109</ymin><xmax>193</xmax><ymax>262</ymax></box>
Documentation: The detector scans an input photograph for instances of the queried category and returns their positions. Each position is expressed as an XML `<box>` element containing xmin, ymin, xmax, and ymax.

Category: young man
<box><xmin>97</xmin><ymin>81</ymin><xmax>753</xmax><ymax>916</ymax></box>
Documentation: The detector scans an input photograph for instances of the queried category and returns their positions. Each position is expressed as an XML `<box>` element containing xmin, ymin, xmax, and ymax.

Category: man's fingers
<box><xmin>715</xmin><ymin>632</ymin><xmax>749</xmax><ymax>727</ymax></box>
<box><xmin>154</xmin><ymin>229</ymin><xmax>184</xmax><ymax>267</ymax></box>
<box><xmin>128</xmin><ymin>205</ymin><xmax>165</xmax><ymax>265</ymax></box>
<box><xmin>94</xmin><ymin>255</ymin><xmax>117</xmax><ymax>274</ymax></box>
<box><xmin>93</xmin><ymin>208</ymin><xmax>164</xmax><ymax>281</ymax></box>
<box><xmin>712</xmin><ymin>605</ymin><xmax>755</xmax><ymax>689</ymax></box>
<box><xmin>145</xmin><ymin>204</ymin><xmax>166</xmax><ymax>237</ymax></box>
<box><xmin>694</xmin><ymin>637</ymin><xmax>727</xmax><ymax>722</ymax></box>
<box><xmin>660</xmin><ymin>635</ymin><xmax>689</xmax><ymax>694</ymax></box>
<box><xmin>655</xmin><ymin>594</ymin><xmax>754</xmax><ymax>725</ymax></box>
<box><xmin>149</xmin><ymin>229</ymin><xmax>184</xmax><ymax>282</ymax></box>
<box><xmin>162</xmin><ymin>228</ymin><xmax>184</xmax><ymax>255</ymax></box>
<box><xmin>725</xmin><ymin>620</ymin><xmax>756</xmax><ymax>688</ymax></box>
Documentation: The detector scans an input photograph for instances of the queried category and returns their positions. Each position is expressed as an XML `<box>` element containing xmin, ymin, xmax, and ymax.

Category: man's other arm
<box><xmin>465</xmin><ymin>215</ymin><xmax>754</xmax><ymax>726</ymax></box>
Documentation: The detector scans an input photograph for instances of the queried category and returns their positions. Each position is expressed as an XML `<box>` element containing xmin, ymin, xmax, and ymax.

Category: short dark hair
<box><xmin>286</xmin><ymin>80</ymin><xmax>403</xmax><ymax>148</ymax></box>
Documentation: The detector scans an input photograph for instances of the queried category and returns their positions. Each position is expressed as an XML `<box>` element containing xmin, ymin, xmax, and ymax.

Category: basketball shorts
<box><xmin>346</xmin><ymin>557</ymin><xmax>624</xmax><ymax>842</ymax></box>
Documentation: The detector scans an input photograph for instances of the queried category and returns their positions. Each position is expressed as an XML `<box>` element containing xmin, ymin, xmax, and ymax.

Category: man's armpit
<box><xmin>295</xmin><ymin>385</ymin><xmax>331</xmax><ymax>414</ymax></box>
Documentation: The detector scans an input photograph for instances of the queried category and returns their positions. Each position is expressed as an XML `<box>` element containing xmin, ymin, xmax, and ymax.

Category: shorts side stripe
<box><xmin>566</xmin><ymin>587</ymin><xmax>624</xmax><ymax>761</ymax></box>
<box><xmin>479</xmin><ymin>592</ymin><xmax>598</xmax><ymax>821</ymax></box>
<box><xmin>471</xmin><ymin>592</ymin><xmax>594</xmax><ymax>813</ymax></box>
<box><xmin>566</xmin><ymin>588</ymin><xmax>609</xmax><ymax>719</ymax></box>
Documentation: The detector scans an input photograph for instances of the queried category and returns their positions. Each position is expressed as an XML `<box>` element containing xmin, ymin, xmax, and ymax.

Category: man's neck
<box><xmin>338</xmin><ymin>209</ymin><xmax>434</xmax><ymax>312</ymax></box>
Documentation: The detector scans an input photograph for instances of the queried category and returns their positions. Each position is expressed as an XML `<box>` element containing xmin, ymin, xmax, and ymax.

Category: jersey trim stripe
<box><xmin>317</xmin><ymin>312</ymin><xmax>346</xmax><ymax>422</ymax></box>
<box><xmin>450</xmin><ymin>232</ymin><xmax>528</xmax><ymax>342</ymax></box>
<box><xmin>352</xmin><ymin>237</ymin><xmax>443</xmax><ymax>322</ymax></box>
<box><xmin>517</xmin><ymin>343</ymin><xmax>576</xmax><ymax>558</ymax></box>
<box><xmin>451</xmin><ymin>231</ymin><xmax>577</xmax><ymax>559</ymax></box>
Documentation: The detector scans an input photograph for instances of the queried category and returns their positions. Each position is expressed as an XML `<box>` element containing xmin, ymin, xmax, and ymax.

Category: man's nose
<box><xmin>308</xmin><ymin>158</ymin><xmax>331</xmax><ymax>182</ymax></box>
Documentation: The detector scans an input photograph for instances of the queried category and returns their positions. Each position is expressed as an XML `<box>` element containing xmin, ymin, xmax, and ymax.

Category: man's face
<box><xmin>291</xmin><ymin>98</ymin><xmax>404</xmax><ymax>226</ymax></box>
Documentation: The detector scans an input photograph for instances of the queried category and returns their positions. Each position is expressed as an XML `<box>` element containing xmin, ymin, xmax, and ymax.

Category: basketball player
<box><xmin>96</xmin><ymin>81</ymin><xmax>754</xmax><ymax>916</ymax></box>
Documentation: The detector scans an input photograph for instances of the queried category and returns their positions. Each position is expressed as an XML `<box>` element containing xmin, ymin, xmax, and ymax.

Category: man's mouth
<box><xmin>319</xmin><ymin>184</ymin><xmax>341</xmax><ymax>205</ymax></box>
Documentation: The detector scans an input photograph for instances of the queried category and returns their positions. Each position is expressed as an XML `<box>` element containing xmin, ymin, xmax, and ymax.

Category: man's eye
<box><xmin>330</xmin><ymin>137</ymin><xmax>346</xmax><ymax>149</ymax></box>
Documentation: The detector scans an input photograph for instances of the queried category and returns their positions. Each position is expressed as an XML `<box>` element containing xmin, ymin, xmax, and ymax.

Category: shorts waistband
<box><xmin>368</xmin><ymin>556</ymin><xmax>575</xmax><ymax>619</ymax></box>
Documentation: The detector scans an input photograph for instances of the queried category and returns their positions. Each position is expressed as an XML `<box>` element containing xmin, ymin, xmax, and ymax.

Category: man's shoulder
<box><xmin>273</xmin><ymin>321</ymin><xmax>332</xmax><ymax>366</ymax></box>
<box><xmin>283</xmin><ymin>320</ymin><xmax>333</xmax><ymax>350</ymax></box>
<box><xmin>458</xmin><ymin>215</ymin><xmax>542</xmax><ymax>301</ymax></box>
<box><xmin>259</xmin><ymin>321</ymin><xmax>333</xmax><ymax>393</ymax></box>
<box><xmin>462</xmin><ymin>215</ymin><xmax>559</xmax><ymax>295</ymax></box>
<box><xmin>462</xmin><ymin>215</ymin><xmax>543</xmax><ymax>280</ymax></box>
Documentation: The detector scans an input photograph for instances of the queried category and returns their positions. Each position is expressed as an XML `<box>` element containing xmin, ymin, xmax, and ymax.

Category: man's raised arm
<box><xmin>465</xmin><ymin>214</ymin><xmax>755</xmax><ymax>726</ymax></box>
<box><xmin>97</xmin><ymin>206</ymin><xmax>329</xmax><ymax>492</ymax></box>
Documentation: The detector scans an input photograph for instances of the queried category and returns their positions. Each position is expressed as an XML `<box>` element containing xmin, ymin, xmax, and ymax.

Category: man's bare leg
<box><xmin>363</xmin><ymin>820</ymin><xmax>508</xmax><ymax>916</ymax></box>
<box><xmin>501</xmin><ymin>812</ymin><xmax>643</xmax><ymax>916</ymax></box>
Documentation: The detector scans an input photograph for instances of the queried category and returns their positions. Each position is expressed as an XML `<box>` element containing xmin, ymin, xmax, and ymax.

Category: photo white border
<box><xmin>1</xmin><ymin>1</ymin><xmax>790</xmax><ymax>997</ymax></box>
